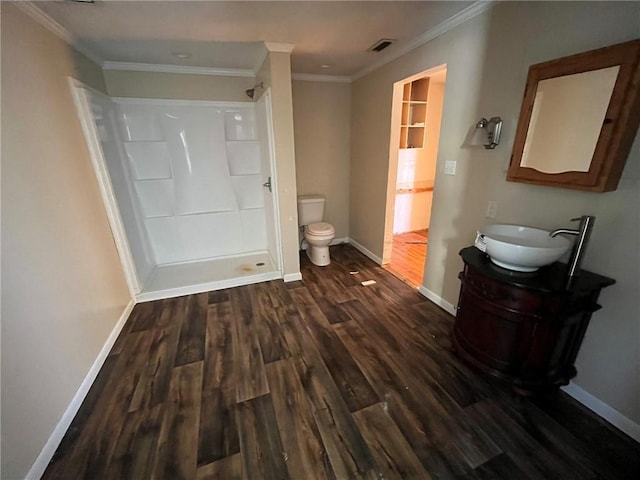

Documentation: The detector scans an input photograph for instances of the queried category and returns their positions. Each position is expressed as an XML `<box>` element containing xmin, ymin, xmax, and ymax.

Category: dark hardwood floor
<box><xmin>384</xmin><ymin>230</ymin><xmax>427</xmax><ymax>288</ymax></box>
<box><xmin>43</xmin><ymin>244</ymin><xmax>640</xmax><ymax>479</ymax></box>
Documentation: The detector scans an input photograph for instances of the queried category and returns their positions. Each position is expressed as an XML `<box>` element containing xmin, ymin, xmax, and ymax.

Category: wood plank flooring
<box><xmin>43</xmin><ymin>244</ymin><xmax>640</xmax><ymax>479</ymax></box>
<box><xmin>385</xmin><ymin>229</ymin><xmax>427</xmax><ymax>288</ymax></box>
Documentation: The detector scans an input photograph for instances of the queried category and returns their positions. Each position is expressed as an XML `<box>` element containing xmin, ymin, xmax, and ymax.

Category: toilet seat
<box><xmin>306</xmin><ymin>222</ymin><xmax>335</xmax><ymax>236</ymax></box>
<box><xmin>303</xmin><ymin>222</ymin><xmax>335</xmax><ymax>267</ymax></box>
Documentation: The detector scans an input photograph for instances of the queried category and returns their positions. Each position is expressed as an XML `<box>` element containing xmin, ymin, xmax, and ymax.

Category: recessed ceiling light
<box><xmin>321</xmin><ymin>64</ymin><xmax>331</xmax><ymax>69</ymax></box>
<box><xmin>172</xmin><ymin>52</ymin><xmax>192</xmax><ymax>59</ymax></box>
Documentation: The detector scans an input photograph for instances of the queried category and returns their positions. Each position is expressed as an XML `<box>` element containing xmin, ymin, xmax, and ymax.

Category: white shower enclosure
<box><xmin>73</xmin><ymin>82</ymin><xmax>282</xmax><ymax>301</ymax></box>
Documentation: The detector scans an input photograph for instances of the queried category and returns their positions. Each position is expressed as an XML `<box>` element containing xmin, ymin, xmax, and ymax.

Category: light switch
<box><xmin>486</xmin><ymin>200</ymin><xmax>498</xmax><ymax>218</ymax></box>
<box><xmin>444</xmin><ymin>160</ymin><xmax>457</xmax><ymax>175</ymax></box>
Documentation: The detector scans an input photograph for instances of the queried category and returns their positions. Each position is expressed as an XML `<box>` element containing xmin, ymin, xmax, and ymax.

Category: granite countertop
<box><xmin>459</xmin><ymin>246</ymin><xmax>615</xmax><ymax>294</ymax></box>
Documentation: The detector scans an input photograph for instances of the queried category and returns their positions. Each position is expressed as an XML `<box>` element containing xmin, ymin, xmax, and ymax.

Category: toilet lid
<box><xmin>307</xmin><ymin>222</ymin><xmax>335</xmax><ymax>235</ymax></box>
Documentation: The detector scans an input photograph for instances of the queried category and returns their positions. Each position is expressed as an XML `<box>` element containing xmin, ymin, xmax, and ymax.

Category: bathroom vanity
<box><xmin>453</xmin><ymin>247</ymin><xmax>615</xmax><ymax>395</ymax></box>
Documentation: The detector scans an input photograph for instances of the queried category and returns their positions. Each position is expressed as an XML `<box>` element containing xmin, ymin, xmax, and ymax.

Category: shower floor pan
<box><xmin>137</xmin><ymin>252</ymin><xmax>280</xmax><ymax>302</ymax></box>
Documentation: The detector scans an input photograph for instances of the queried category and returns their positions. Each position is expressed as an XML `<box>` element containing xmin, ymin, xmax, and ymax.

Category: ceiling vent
<box><xmin>368</xmin><ymin>39</ymin><xmax>395</xmax><ymax>53</ymax></box>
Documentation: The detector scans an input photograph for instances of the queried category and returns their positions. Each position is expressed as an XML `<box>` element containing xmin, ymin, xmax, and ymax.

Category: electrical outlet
<box><xmin>486</xmin><ymin>200</ymin><xmax>498</xmax><ymax>218</ymax></box>
<box><xmin>444</xmin><ymin>160</ymin><xmax>457</xmax><ymax>175</ymax></box>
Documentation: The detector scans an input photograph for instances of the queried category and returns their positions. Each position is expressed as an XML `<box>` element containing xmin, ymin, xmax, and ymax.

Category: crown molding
<box><xmin>17</xmin><ymin>0</ymin><xmax>495</xmax><ymax>84</ymax></box>
<box><xmin>292</xmin><ymin>73</ymin><xmax>351</xmax><ymax>84</ymax></box>
<box><xmin>352</xmin><ymin>0</ymin><xmax>497</xmax><ymax>80</ymax></box>
<box><xmin>15</xmin><ymin>1</ymin><xmax>72</xmax><ymax>43</ymax></box>
<box><xmin>15</xmin><ymin>1</ymin><xmax>105</xmax><ymax>66</ymax></box>
<box><xmin>103</xmin><ymin>62</ymin><xmax>255</xmax><ymax>78</ymax></box>
<box><xmin>264</xmin><ymin>42</ymin><xmax>295</xmax><ymax>53</ymax></box>
<box><xmin>253</xmin><ymin>42</ymin><xmax>294</xmax><ymax>74</ymax></box>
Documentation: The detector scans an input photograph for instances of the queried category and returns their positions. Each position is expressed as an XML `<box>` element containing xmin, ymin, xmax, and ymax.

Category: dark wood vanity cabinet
<box><xmin>453</xmin><ymin>247</ymin><xmax>615</xmax><ymax>394</ymax></box>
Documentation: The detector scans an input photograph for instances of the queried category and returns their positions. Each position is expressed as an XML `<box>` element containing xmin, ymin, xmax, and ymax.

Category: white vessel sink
<box><xmin>480</xmin><ymin>224</ymin><xmax>571</xmax><ymax>272</ymax></box>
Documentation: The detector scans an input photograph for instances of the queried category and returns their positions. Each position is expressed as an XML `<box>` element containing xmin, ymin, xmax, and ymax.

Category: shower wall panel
<box><xmin>115</xmin><ymin>101</ymin><xmax>268</xmax><ymax>265</ymax></box>
<box><xmin>90</xmin><ymin>93</ymin><xmax>155</xmax><ymax>285</ymax></box>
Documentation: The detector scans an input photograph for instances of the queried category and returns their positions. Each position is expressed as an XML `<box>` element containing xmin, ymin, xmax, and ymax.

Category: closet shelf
<box><xmin>399</xmin><ymin>77</ymin><xmax>429</xmax><ymax>149</ymax></box>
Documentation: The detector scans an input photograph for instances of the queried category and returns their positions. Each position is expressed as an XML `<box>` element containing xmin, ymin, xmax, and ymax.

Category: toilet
<box><xmin>297</xmin><ymin>194</ymin><xmax>335</xmax><ymax>266</ymax></box>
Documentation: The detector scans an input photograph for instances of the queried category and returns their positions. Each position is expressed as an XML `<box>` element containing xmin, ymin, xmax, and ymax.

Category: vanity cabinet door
<box><xmin>454</xmin><ymin>263</ymin><xmax>604</xmax><ymax>394</ymax></box>
<box><xmin>454</xmin><ymin>280</ymin><xmax>536</xmax><ymax>378</ymax></box>
<box><xmin>517</xmin><ymin>311</ymin><xmax>589</xmax><ymax>389</ymax></box>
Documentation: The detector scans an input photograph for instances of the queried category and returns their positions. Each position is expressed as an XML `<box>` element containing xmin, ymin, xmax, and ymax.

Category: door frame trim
<box><xmin>68</xmin><ymin>78</ymin><xmax>140</xmax><ymax>296</ymax></box>
<box><xmin>257</xmin><ymin>88</ymin><xmax>285</xmax><ymax>273</ymax></box>
<box><xmin>382</xmin><ymin>65</ymin><xmax>447</xmax><ymax>273</ymax></box>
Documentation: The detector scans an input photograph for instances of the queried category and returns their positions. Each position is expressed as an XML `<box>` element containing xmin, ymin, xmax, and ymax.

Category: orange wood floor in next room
<box><xmin>384</xmin><ymin>229</ymin><xmax>428</xmax><ymax>288</ymax></box>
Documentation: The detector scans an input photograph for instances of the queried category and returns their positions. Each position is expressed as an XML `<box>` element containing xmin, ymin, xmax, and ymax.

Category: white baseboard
<box><xmin>347</xmin><ymin>238</ymin><xmax>383</xmax><ymax>265</ymax></box>
<box><xmin>26</xmin><ymin>299</ymin><xmax>136</xmax><ymax>480</ymax></box>
<box><xmin>415</xmin><ymin>288</ymin><xmax>640</xmax><ymax>445</ymax></box>
<box><xmin>561</xmin><ymin>382</ymin><xmax>640</xmax><ymax>443</ymax></box>
<box><xmin>284</xmin><ymin>272</ymin><xmax>303</xmax><ymax>282</ymax></box>
<box><xmin>417</xmin><ymin>286</ymin><xmax>457</xmax><ymax>316</ymax></box>
<box><xmin>411</xmin><ymin>290</ymin><xmax>640</xmax><ymax>444</ymax></box>
<box><xmin>346</xmin><ymin>239</ymin><xmax>457</xmax><ymax>317</ymax></box>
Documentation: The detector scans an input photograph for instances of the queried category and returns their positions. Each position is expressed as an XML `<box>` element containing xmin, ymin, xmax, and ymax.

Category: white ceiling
<box><xmin>32</xmin><ymin>1</ymin><xmax>482</xmax><ymax>79</ymax></box>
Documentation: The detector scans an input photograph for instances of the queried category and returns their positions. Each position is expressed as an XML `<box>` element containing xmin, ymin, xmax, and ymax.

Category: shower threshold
<box><xmin>137</xmin><ymin>251</ymin><xmax>280</xmax><ymax>302</ymax></box>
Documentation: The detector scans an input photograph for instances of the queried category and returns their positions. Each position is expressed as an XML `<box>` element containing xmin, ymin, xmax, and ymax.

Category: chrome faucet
<box><xmin>549</xmin><ymin>215</ymin><xmax>595</xmax><ymax>278</ymax></box>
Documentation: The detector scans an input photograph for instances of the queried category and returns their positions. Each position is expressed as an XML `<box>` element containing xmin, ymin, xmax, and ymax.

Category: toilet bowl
<box><xmin>304</xmin><ymin>221</ymin><xmax>335</xmax><ymax>266</ymax></box>
<box><xmin>297</xmin><ymin>194</ymin><xmax>335</xmax><ymax>266</ymax></box>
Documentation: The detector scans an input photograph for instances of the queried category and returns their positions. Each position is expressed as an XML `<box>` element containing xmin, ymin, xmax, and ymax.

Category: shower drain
<box><xmin>256</xmin><ymin>262</ymin><xmax>265</xmax><ymax>267</ymax></box>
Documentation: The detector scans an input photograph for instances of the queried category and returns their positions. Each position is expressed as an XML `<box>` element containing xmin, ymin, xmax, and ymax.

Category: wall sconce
<box><xmin>472</xmin><ymin>116</ymin><xmax>503</xmax><ymax>149</ymax></box>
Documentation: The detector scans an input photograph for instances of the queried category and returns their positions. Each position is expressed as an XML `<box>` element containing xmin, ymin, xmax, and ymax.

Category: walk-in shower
<box><xmin>72</xmin><ymin>82</ymin><xmax>282</xmax><ymax>301</ymax></box>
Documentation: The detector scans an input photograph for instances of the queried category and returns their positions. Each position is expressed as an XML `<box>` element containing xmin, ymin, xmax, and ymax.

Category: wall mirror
<box><xmin>507</xmin><ymin>39</ymin><xmax>640</xmax><ymax>192</ymax></box>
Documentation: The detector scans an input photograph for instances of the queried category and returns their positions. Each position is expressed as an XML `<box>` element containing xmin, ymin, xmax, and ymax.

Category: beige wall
<box><xmin>256</xmin><ymin>51</ymin><xmax>301</xmax><ymax>278</ymax></box>
<box><xmin>292</xmin><ymin>80</ymin><xmax>351</xmax><ymax>239</ymax></box>
<box><xmin>422</xmin><ymin>79</ymin><xmax>445</xmax><ymax>187</ymax></box>
<box><xmin>1</xmin><ymin>4</ymin><xmax>132</xmax><ymax>479</ymax></box>
<box><xmin>104</xmin><ymin>69</ymin><xmax>255</xmax><ymax>101</ymax></box>
<box><xmin>350</xmin><ymin>1</ymin><xmax>640</xmax><ymax>424</ymax></box>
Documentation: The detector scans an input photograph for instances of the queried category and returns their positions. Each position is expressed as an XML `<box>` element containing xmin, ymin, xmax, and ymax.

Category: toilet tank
<box><xmin>297</xmin><ymin>194</ymin><xmax>325</xmax><ymax>226</ymax></box>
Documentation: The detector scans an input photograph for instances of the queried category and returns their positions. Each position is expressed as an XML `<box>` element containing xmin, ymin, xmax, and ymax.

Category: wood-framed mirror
<box><xmin>507</xmin><ymin>39</ymin><xmax>640</xmax><ymax>192</ymax></box>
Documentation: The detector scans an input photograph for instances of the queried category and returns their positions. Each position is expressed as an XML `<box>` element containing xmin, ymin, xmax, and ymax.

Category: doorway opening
<box><xmin>382</xmin><ymin>66</ymin><xmax>447</xmax><ymax>288</ymax></box>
